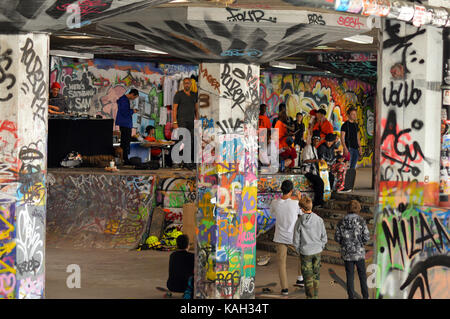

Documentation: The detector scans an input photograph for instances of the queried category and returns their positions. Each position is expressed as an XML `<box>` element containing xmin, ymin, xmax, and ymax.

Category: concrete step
<box><xmin>323</xmin><ymin>217</ymin><xmax>374</xmax><ymax>233</ymax></box>
<box><xmin>331</xmin><ymin>192</ymin><xmax>376</xmax><ymax>204</ymax></box>
<box><xmin>315</xmin><ymin>207</ymin><xmax>374</xmax><ymax>225</ymax></box>
<box><xmin>323</xmin><ymin>199</ymin><xmax>377</xmax><ymax>214</ymax></box>
<box><xmin>321</xmin><ymin>250</ymin><xmax>344</xmax><ymax>266</ymax></box>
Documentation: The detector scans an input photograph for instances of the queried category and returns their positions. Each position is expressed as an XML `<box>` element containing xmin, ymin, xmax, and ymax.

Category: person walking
<box><xmin>293</xmin><ymin>196</ymin><xmax>327</xmax><ymax>299</ymax></box>
<box><xmin>270</xmin><ymin>180</ymin><xmax>303</xmax><ymax>295</ymax></box>
<box><xmin>334</xmin><ymin>200</ymin><xmax>370</xmax><ymax>299</ymax></box>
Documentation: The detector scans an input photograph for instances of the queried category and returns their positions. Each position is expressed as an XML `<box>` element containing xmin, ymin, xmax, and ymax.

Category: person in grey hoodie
<box><xmin>334</xmin><ymin>200</ymin><xmax>370</xmax><ymax>299</ymax></box>
<box><xmin>293</xmin><ymin>196</ymin><xmax>327</xmax><ymax>299</ymax></box>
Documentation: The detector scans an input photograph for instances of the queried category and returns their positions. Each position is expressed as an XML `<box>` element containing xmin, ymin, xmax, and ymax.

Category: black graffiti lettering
<box><xmin>399</xmin><ymin>255</ymin><xmax>450</xmax><ymax>299</ymax></box>
<box><xmin>226</xmin><ymin>8</ymin><xmax>277</xmax><ymax>23</ymax></box>
<box><xmin>18</xmin><ymin>143</ymin><xmax>45</xmax><ymax>204</ymax></box>
<box><xmin>0</xmin><ymin>46</ymin><xmax>16</xmax><ymax>102</ymax></box>
<box><xmin>381</xmin><ymin>110</ymin><xmax>426</xmax><ymax>179</ymax></box>
<box><xmin>216</xmin><ymin>270</ymin><xmax>241</xmax><ymax>298</ymax></box>
<box><xmin>307</xmin><ymin>14</ymin><xmax>326</xmax><ymax>25</ymax></box>
<box><xmin>20</xmin><ymin>38</ymin><xmax>47</xmax><ymax>123</ymax></box>
<box><xmin>216</xmin><ymin>118</ymin><xmax>244</xmax><ymax>134</ymax></box>
<box><xmin>221</xmin><ymin>64</ymin><xmax>247</xmax><ymax>112</ymax></box>
<box><xmin>383</xmin><ymin>80</ymin><xmax>422</xmax><ymax>108</ymax></box>
<box><xmin>16</xmin><ymin>257</ymin><xmax>41</xmax><ymax>276</ymax></box>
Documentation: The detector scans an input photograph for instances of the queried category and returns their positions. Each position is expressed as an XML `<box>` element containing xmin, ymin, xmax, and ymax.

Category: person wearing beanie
<box><xmin>334</xmin><ymin>200</ymin><xmax>370</xmax><ymax>299</ymax></box>
<box><xmin>48</xmin><ymin>82</ymin><xmax>68</xmax><ymax>115</ymax></box>
<box><xmin>312</xmin><ymin>108</ymin><xmax>333</xmax><ymax>148</ymax></box>
<box><xmin>317</xmin><ymin>133</ymin><xmax>340</xmax><ymax>189</ymax></box>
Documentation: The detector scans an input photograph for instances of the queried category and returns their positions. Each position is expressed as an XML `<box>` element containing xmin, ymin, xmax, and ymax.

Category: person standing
<box><xmin>340</xmin><ymin>107</ymin><xmax>362</xmax><ymax>192</ymax></box>
<box><xmin>334</xmin><ymin>200</ymin><xmax>370</xmax><ymax>299</ymax></box>
<box><xmin>293</xmin><ymin>112</ymin><xmax>306</xmax><ymax>149</ymax></box>
<box><xmin>301</xmin><ymin>135</ymin><xmax>325</xmax><ymax>207</ymax></box>
<box><xmin>275</xmin><ymin>111</ymin><xmax>297</xmax><ymax>171</ymax></box>
<box><xmin>116</xmin><ymin>88</ymin><xmax>139</xmax><ymax>165</ymax></box>
<box><xmin>270</xmin><ymin>180</ymin><xmax>303</xmax><ymax>296</ymax></box>
<box><xmin>293</xmin><ymin>196</ymin><xmax>327</xmax><ymax>299</ymax></box>
<box><xmin>172</xmin><ymin>78</ymin><xmax>199</xmax><ymax>168</ymax></box>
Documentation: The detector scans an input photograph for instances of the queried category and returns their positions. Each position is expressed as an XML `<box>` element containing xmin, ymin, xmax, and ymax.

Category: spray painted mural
<box><xmin>50</xmin><ymin>56</ymin><xmax>197</xmax><ymax>139</ymax></box>
<box><xmin>0</xmin><ymin>34</ymin><xmax>48</xmax><ymax>299</ymax></box>
<box><xmin>260</xmin><ymin>72</ymin><xmax>375</xmax><ymax>167</ymax></box>
<box><xmin>375</xmin><ymin>20</ymin><xmax>448</xmax><ymax>299</ymax></box>
<box><xmin>196</xmin><ymin>63</ymin><xmax>259</xmax><ymax>299</ymax></box>
<box><xmin>47</xmin><ymin>172</ymin><xmax>157</xmax><ymax>249</ymax></box>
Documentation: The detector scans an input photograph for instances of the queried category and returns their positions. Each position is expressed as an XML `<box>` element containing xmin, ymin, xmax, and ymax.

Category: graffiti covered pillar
<box><xmin>375</xmin><ymin>19</ymin><xmax>450</xmax><ymax>299</ymax></box>
<box><xmin>0</xmin><ymin>33</ymin><xmax>49</xmax><ymax>298</ymax></box>
<box><xmin>195</xmin><ymin>62</ymin><xmax>259</xmax><ymax>299</ymax></box>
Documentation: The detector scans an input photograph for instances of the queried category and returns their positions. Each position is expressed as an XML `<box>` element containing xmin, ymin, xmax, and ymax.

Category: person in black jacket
<box><xmin>167</xmin><ymin>235</ymin><xmax>194</xmax><ymax>293</ymax></box>
<box><xmin>317</xmin><ymin>133</ymin><xmax>340</xmax><ymax>190</ymax></box>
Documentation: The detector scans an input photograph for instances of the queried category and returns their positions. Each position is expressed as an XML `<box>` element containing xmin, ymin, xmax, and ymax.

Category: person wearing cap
<box><xmin>334</xmin><ymin>200</ymin><xmax>370</xmax><ymax>299</ymax></box>
<box><xmin>312</xmin><ymin>108</ymin><xmax>333</xmax><ymax>148</ymax></box>
<box><xmin>301</xmin><ymin>134</ymin><xmax>325</xmax><ymax>207</ymax></box>
<box><xmin>48</xmin><ymin>82</ymin><xmax>68</xmax><ymax>115</ymax></box>
<box><xmin>317</xmin><ymin>133</ymin><xmax>340</xmax><ymax>190</ymax></box>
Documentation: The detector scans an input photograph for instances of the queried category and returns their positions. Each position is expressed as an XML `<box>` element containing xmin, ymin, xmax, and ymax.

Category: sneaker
<box><xmin>338</xmin><ymin>188</ymin><xmax>352</xmax><ymax>193</ymax></box>
<box><xmin>294</xmin><ymin>280</ymin><xmax>305</xmax><ymax>287</ymax></box>
<box><xmin>281</xmin><ymin>289</ymin><xmax>289</xmax><ymax>296</ymax></box>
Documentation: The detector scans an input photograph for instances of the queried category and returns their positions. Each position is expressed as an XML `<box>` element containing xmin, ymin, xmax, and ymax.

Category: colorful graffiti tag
<box><xmin>50</xmin><ymin>56</ymin><xmax>197</xmax><ymax>139</ymax></box>
<box><xmin>260</xmin><ymin>72</ymin><xmax>375</xmax><ymax>167</ymax></box>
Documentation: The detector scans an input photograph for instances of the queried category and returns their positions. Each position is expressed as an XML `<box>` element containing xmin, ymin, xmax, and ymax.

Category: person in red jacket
<box><xmin>275</xmin><ymin>111</ymin><xmax>296</xmax><ymax>170</ymax></box>
<box><xmin>312</xmin><ymin>108</ymin><xmax>333</xmax><ymax>148</ymax></box>
<box><xmin>144</xmin><ymin>125</ymin><xmax>162</xmax><ymax>158</ymax></box>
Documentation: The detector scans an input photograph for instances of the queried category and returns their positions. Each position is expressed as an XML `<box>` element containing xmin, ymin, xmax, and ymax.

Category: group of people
<box><xmin>259</xmin><ymin>103</ymin><xmax>363</xmax><ymax>207</ymax></box>
<box><xmin>270</xmin><ymin>180</ymin><xmax>370</xmax><ymax>299</ymax></box>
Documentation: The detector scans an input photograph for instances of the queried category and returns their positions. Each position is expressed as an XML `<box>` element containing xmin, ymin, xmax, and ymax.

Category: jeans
<box><xmin>120</xmin><ymin>126</ymin><xmax>132</xmax><ymax>163</ymax></box>
<box><xmin>305</xmin><ymin>173</ymin><xmax>324</xmax><ymax>206</ymax></box>
<box><xmin>344</xmin><ymin>259</ymin><xmax>369</xmax><ymax>299</ymax></box>
<box><xmin>348</xmin><ymin>147</ymin><xmax>359</xmax><ymax>169</ymax></box>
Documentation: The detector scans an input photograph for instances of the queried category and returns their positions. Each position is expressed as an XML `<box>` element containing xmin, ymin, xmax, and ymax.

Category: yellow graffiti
<box><xmin>104</xmin><ymin>220</ymin><xmax>119</xmax><ymax>234</ymax></box>
<box><xmin>0</xmin><ymin>214</ymin><xmax>14</xmax><ymax>241</ymax></box>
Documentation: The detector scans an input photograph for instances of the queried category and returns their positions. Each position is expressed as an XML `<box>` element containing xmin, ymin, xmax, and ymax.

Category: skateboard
<box><xmin>318</xmin><ymin>161</ymin><xmax>331</xmax><ymax>201</ymax></box>
<box><xmin>256</xmin><ymin>284</ymin><xmax>304</xmax><ymax>299</ymax></box>
<box><xmin>156</xmin><ymin>286</ymin><xmax>183</xmax><ymax>299</ymax></box>
<box><xmin>328</xmin><ymin>268</ymin><xmax>361</xmax><ymax>299</ymax></box>
<box><xmin>344</xmin><ymin>168</ymin><xmax>356</xmax><ymax>191</ymax></box>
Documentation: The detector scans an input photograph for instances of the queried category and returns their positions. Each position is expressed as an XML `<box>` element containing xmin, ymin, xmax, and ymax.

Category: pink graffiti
<box><xmin>260</xmin><ymin>82</ymin><xmax>281</xmax><ymax>120</ymax></box>
<box><xmin>337</xmin><ymin>16</ymin><xmax>365</xmax><ymax>29</ymax></box>
<box><xmin>98</xmin><ymin>85</ymin><xmax>127</xmax><ymax>128</ymax></box>
<box><xmin>57</xmin><ymin>0</ymin><xmax>109</xmax><ymax>17</ymax></box>
<box><xmin>0</xmin><ymin>273</ymin><xmax>16</xmax><ymax>297</ymax></box>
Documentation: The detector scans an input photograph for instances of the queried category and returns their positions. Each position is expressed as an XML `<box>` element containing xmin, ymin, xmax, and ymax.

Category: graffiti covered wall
<box><xmin>260</xmin><ymin>72</ymin><xmax>375</xmax><ymax>167</ymax></box>
<box><xmin>0</xmin><ymin>34</ymin><xmax>49</xmax><ymax>299</ymax></box>
<box><xmin>375</xmin><ymin>20</ymin><xmax>448</xmax><ymax>299</ymax></box>
<box><xmin>50</xmin><ymin>56</ymin><xmax>197</xmax><ymax>139</ymax></box>
<box><xmin>196</xmin><ymin>63</ymin><xmax>259</xmax><ymax>299</ymax></box>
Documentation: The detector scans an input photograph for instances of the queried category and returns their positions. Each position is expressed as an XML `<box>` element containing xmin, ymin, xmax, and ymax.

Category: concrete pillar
<box><xmin>374</xmin><ymin>20</ymin><xmax>448</xmax><ymax>299</ymax></box>
<box><xmin>0</xmin><ymin>33</ymin><xmax>49</xmax><ymax>299</ymax></box>
<box><xmin>195</xmin><ymin>62</ymin><xmax>259</xmax><ymax>299</ymax></box>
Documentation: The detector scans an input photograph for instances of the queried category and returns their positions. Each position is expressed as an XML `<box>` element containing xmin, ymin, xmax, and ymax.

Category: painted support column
<box><xmin>0</xmin><ymin>33</ymin><xmax>49</xmax><ymax>299</ymax></box>
<box><xmin>195</xmin><ymin>62</ymin><xmax>259</xmax><ymax>299</ymax></box>
<box><xmin>374</xmin><ymin>20</ymin><xmax>450</xmax><ymax>299</ymax></box>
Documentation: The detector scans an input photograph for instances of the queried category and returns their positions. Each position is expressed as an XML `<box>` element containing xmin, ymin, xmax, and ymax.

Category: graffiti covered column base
<box><xmin>195</xmin><ymin>63</ymin><xmax>259</xmax><ymax>299</ymax></box>
<box><xmin>375</xmin><ymin>20</ymin><xmax>449</xmax><ymax>299</ymax></box>
<box><xmin>0</xmin><ymin>33</ymin><xmax>49</xmax><ymax>299</ymax></box>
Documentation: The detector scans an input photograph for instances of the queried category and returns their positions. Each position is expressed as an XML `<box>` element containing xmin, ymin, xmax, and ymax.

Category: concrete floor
<box><xmin>45</xmin><ymin>247</ymin><xmax>371</xmax><ymax>299</ymax></box>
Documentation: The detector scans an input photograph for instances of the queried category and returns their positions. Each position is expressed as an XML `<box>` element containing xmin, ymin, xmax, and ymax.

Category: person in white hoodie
<box><xmin>270</xmin><ymin>180</ymin><xmax>303</xmax><ymax>296</ymax></box>
<box><xmin>293</xmin><ymin>196</ymin><xmax>327</xmax><ymax>299</ymax></box>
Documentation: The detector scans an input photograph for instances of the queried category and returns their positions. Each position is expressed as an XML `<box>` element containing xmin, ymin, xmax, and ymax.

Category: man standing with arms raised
<box><xmin>172</xmin><ymin>78</ymin><xmax>199</xmax><ymax>169</ymax></box>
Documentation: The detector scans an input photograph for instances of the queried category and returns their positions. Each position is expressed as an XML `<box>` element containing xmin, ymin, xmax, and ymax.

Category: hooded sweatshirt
<box><xmin>334</xmin><ymin>213</ymin><xmax>370</xmax><ymax>261</ymax></box>
<box><xmin>293</xmin><ymin>212</ymin><xmax>327</xmax><ymax>256</ymax></box>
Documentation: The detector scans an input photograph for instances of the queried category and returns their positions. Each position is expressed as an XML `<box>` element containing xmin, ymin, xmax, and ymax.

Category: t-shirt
<box><xmin>274</xmin><ymin>120</ymin><xmax>288</xmax><ymax>149</ymax></box>
<box><xmin>167</xmin><ymin>250</ymin><xmax>194</xmax><ymax>293</ymax></box>
<box><xmin>258</xmin><ymin>115</ymin><xmax>271</xmax><ymax>130</ymax></box>
<box><xmin>341</xmin><ymin>121</ymin><xmax>359</xmax><ymax>149</ymax></box>
<box><xmin>173</xmin><ymin>90</ymin><xmax>197</xmax><ymax>128</ymax></box>
<box><xmin>144</xmin><ymin>136</ymin><xmax>162</xmax><ymax>156</ymax></box>
<box><xmin>49</xmin><ymin>93</ymin><xmax>68</xmax><ymax>113</ymax></box>
<box><xmin>270</xmin><ymin>198</ymin><xmax>303</xmax><ymax>244</ymax></box>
